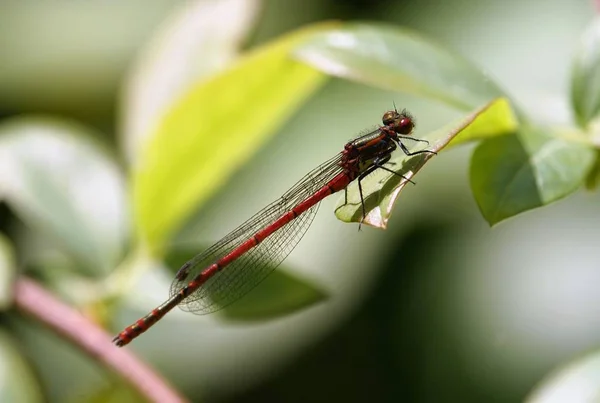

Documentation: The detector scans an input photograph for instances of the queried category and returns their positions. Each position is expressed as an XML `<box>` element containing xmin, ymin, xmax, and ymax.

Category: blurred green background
<box><xmin>0</xmin><ymin>0</ymin><xmax>598</xmax><ymax>402</ymax></box>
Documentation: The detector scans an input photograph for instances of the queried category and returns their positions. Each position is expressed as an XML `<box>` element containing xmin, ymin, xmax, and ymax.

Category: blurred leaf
<box><xmin>0</xmin><ymin>117</ymin><xmax>128</xmax><ymax>275</ymax></box>
<box><xmin>122</xmin><ymin>0</ymin><xmax>261</xmax><ymax>162</ymax></box>
<box><xmin>134</xmin><ymin>24</ymin><xmax>331</xmax><ymax>255</ymax></box>
<box><xmin>571</xmin><ymin>17</ymin><xmax>600</xmax><ymax>128</ymax></box>
<box><xmin>0</xmin><ymin>330</ymin><xmax>44</xmax><ymax>403</ymax></box>
<box><xmin>470</xmin><ymin>126</ymin><xmax>595</xmax><ymax>225</ymax></box>
<box><xmin>221</xmin><ymin>270</ymin><xmax>328</xmax><ymax>321</ymax></box>
<box><xmin>584</xmin><ymin>150</ymin><xmax>600</xmax><ymax>190</ymax></box>
<box><xmin>294</xmin><ymin>23</ymin><xmax>504</xmax><ymax>111</ymax></box>
<box><xmin>335</xmin><ymin>98</ymin><xmax>511</xmax><ymax>228</ymax></box>
<box><xmin>526</xmin><ymin>351</ymin><xmax>600</xmax><ymax>403</ymax></box>
<box><xmin>68</xmin><ymin>383</ymin><xmax>145</xmax><ymax>403</ymax></box>
<box><xmin>0</xmin><ymin>234</ymin><xmax>15</xmax><ymax>310</ymax></box>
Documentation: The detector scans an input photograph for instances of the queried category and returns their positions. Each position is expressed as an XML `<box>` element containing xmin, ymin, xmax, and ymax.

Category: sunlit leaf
<box><xmin>471</xmin><ymin>126</ymin><xmax>595</xmax><ymax>225</ymax></box>
<box><xmin>571</xmin><ymin>17</ymin><xmax>600</xmax><ymax>128</ymax></box>
<box><xmin>526</xmin><ymin>351</ymin><xmax>600</xmax><ymax>403</ymax></box>
<box><xmin>0</xmin><ymin>234</ymin><xmax>15</xmax><ymax>310</ymax></box>
<box><xmin>335</xmin><ymin>98</ymin><xmax>514</xmax><ymax>228</ymax></box>
<box><xmin>294</xmin><ymin>23</ymin><xmax>504</xmax><ymax>111</ymax></box>
<box><xmin>447</xmin><ymin>97</ymin><xmax>517</xmax><ymax>146</ymax></box>
<box><xmin>0</xmin><ymin>117</ymin><xmax>128</xmax><ymax>275</ymax></box>
<box><xmin>0</xmin><ymin>330</ymin><xmax>44</xmax><ymax>403</ymax></box>
<box><xmin>134</xmin><ymin>24</ymin><xmax>332</xmax><ymax>255</ymax></box>
<box><xmin>121</xmin><ymin>0</ymin><xmax>261</xmax><ymax>162</ymax></box>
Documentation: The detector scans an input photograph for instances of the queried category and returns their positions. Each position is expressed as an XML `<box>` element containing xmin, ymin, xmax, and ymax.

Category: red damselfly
<box><xmin>113</xmin><ymin>109</ymin><xmax>435</xmax><ymax>346</ymax></box>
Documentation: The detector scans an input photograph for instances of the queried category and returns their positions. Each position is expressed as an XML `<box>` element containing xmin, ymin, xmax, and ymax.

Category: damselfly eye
<box><xmin>382</xmin><ymin>110</ymin><xmax>399</xmax><ymax>126</ymax></box>
<box><xmin>394</xmin><ymin>116</ymin><xmax>414</xmax><ymax>135</ymax></box>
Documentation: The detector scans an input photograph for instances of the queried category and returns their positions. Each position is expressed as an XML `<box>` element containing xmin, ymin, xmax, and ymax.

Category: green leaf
<box><xmin>0</xmin><ymin>117</ymin><xmax>128</xmax><ymax>275</ymax></box>
<box><xmin>334</xmin><ymin>98</ymin><xmax>515</xmax><ymax>228</ymax></box>
<box><xmin>584</xmin><ymin>150</ymin><xmax>600</xmax><ymax>190</ymax></box>
<box><xmin>121</xmin><ymin>0</ymin><xmax>261</xmax><ymax>162</ymax></box>
<box><xmin>294</xmin><ymin>23</ymin><xmax>504</xmax><ymax>111</ymax></box>
<box><xmin>0</xmin><ymin>330</ymin><xmax>44</xmax><ymax>403</ymax></box>
<box><xmin>526</xmin><ymin>351</ymin><xmax>600</xmax><ymax>403</ymax></box>
<box><xmin>221</xmin><ymin>270</ymin><xmax>328</xmax><ymax>321</ymax></box>
<box><xmin>470</xmin><ymin>126</ymin><xmax>595</xmax><ymax>225</ymax></box>
<box><xmin>133</xmin><ymin>24</ymin><xmax>331</xmax><ymax>255</ymax></box>
<box><xmin>0</xmin><ymin>234</ymin><xmax>16</xmax><ymax>310</ymax></box>
<box><xmin>571</xmin><ymin>17</ymin><xmax>600</xmax><ymax>128</ymax></box>
<box><xmin>448</xmin><ymin>97</ymin><xmax>517</xmax><ymax>146</ymax></box>
<box><xmin>68</xmin><ymin>384</ymin><xmax>144</xmax><ymax>403</ymax></box>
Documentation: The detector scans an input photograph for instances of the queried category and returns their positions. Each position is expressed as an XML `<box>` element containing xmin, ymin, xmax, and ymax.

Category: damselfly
<box><xmin>113</xmin><ymin>109</ymin><xmax>435</xmax><ymax>346</ymax></box>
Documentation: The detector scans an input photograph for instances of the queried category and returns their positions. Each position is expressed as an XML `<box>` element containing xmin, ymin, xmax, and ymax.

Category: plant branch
<box><xmin>13</xmin><ymin>277</ymin><xmax>188</xmax><ymax>403</ymax></box>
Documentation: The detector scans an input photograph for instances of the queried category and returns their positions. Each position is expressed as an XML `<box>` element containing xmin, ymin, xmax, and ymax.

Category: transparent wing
<box><xmin>169</xmin><ymin>153</ymin><xmax>344</xmax><ymax>314</ymax></box>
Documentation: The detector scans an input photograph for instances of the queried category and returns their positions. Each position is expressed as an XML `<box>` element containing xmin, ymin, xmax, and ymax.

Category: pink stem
<box><xmin>13</xmin><ymin>277</ymin><xmax>188</xmax><ymax>403</ymax></box>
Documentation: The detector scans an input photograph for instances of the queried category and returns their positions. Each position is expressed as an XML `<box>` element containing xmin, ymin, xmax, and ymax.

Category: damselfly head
<box><xmin>381</xmin><ymin>109</ymin><xmax>414</xmax><ymax>135</ymax></box>
<box><xmin>382</xmin><ymin>110</ymin><xmax>399</xmax><ymax>126</ymax></box>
